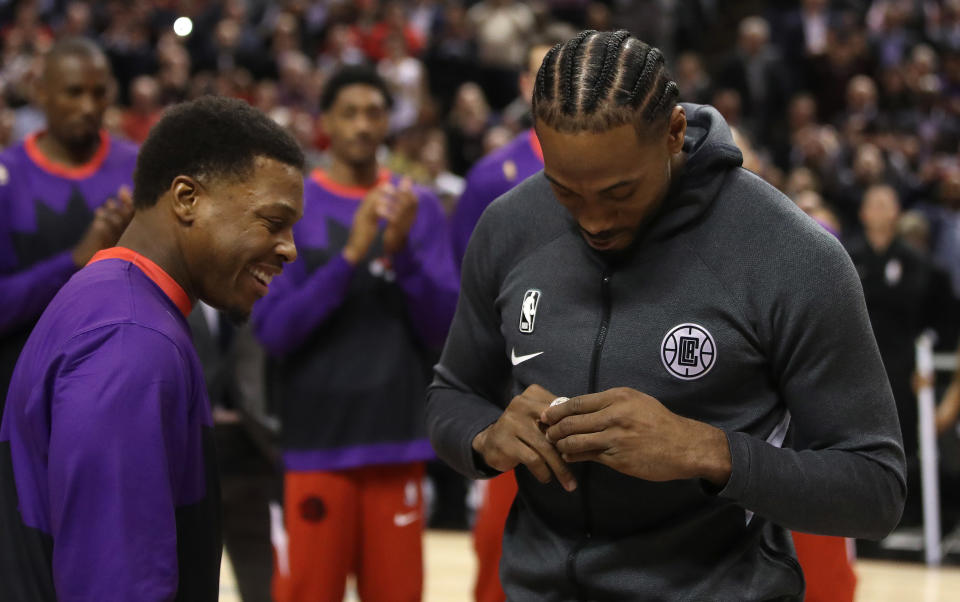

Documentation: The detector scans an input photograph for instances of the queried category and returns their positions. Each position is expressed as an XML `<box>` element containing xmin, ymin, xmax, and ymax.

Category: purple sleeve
<box><xmin>0</xmin><ymin>251</ymin><xmax>78</xmax><ymax>334</ymax></box>
<box><xmin>392</xmin><ymin>189</ymin><xmax>460</xmax><ymax>349</ymax></box>
<box><xmin>0</xmin><ymin>166</ymin><xmax>78</xmax><ymax>334</ymax></box>
<box><xmin>450</xmin><ymin>174</ymin><xmax>487</xmax><ymax>270</ymax></box>
<box><xmin>251</xmin><ymin>253</ymin><xmax>356</xmax><ymax>356</ymax></box>
<box><xmin>47</xmin><ymin>326</ymin><xmax>191</xmax><ymax>601</ymax></box>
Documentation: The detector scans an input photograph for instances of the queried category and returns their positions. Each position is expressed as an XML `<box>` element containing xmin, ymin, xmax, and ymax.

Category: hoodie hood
<box><xmin>643</xmin><ymin>103</ymin><xmax>743</xmax><ymax>242</ymax></box>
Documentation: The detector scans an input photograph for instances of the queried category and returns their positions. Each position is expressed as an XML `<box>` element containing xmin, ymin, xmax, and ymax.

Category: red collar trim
<box><xmin>87</xmin><ymin>247</ymin><xmax>193</xmax><ymax>317</ymax></box>
<box><xmin>528</xmin><ymin>129</ymin><xmax>543</xmax><ymax>163</ymax></box>
<box><xmin>25</xmin><ymin>130</ymin><xmax>111</xmax><ymax>179</ymax></box>
<box><xmin>309</xmin><ymin>168</ymin><xmax>392</xmax><ymax>199</ymax></box>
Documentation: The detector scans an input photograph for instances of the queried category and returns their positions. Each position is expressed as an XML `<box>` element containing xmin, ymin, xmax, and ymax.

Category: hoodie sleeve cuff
<box><xmin>702</xmin><ymin>429</ymin><xmax>751</xmax><ymax>501</ymax></box>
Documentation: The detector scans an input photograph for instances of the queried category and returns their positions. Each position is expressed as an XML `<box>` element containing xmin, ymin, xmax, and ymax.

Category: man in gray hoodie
<box><xmin>427</xmin><ymin>30</ymin><xmax>906</xmax><ymax>601</ymax></box>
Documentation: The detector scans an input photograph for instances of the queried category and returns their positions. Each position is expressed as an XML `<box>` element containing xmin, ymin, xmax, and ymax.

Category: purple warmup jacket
<box><xmin>0</xmin><ymin>248</ymin><xmax>221</xmax><ymax>601</ymax></box>
<box><xmin>253</xmin><ymin>168</ymin><xmax>458</xmax><ymax>472</ymax></box>
<box><xmin>0</xmin><ymin>131</ymin><xmax>138</xmax><ymax>414</ymax></box>
<box><xmin>450</xmin><ymin>129</ymin><xmax>544</xmax><ymax>268</ymax></box>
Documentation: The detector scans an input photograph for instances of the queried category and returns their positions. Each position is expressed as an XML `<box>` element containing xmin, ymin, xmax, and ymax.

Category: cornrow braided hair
<box><xmin>560</xmin><ymin>30</ymin><xmax>595</xmax><ymax>116</ymax></box>
<box><xmin>536</xmin><ymin>43</ymin><xmax>562</xmax><ymax>103</ymax></box>
<box><xmin>532</xmin><ymin>30</ymin><xmax>680</xmax><ymax>134</ymax></box>
<box><xmin>582</xmin><ymin>29</ymin><xmax>631</xmax><ymax>114</ymax></box>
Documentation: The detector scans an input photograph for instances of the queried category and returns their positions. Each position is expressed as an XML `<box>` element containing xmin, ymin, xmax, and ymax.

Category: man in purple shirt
<box><xmin>253</xmin><ymin>65</ymin><xmax>458</xmax><ymax>602</ymax></box>
<box><xmin>0</xmin><ymin>38</ymin><xmax>139</xmax><ymax>416</ymax></box>
<box><xmin>0</xmin><ymin>97</ymin><xmax>305</xmax><ymax>601</ymax></box>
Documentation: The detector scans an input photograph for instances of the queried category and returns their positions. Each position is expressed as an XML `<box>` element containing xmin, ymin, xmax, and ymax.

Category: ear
<box><xmin>667</xmin><ymin>105</ymin><xmax>686</xmax><ymax>155</ymax></box>
<box><xmin>170</xmin><ymin>175</ymin><xmax>202</xmax><ymax>224</ymax></box>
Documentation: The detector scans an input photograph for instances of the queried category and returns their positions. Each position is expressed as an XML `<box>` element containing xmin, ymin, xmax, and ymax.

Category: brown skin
<box><xmin>35</xmin><ymin>52</ymin><xmax>113</xmax><ymax>165</ymax></box>
<box><xmin>473</xmin><ymin>106</ymin><xmax>732</xmax><ymax>489</ymax></box>
<box><xmin>536</xmin><ymin>108</ymin><xmax>686</xmax><ymax>252</ymax></box>
<box><xmin>472</xmin><ymin>384</ymin><xmax>578</xmax><ymax>491</ymax></box>
<box><xmin>321</xmin><ymin>83</ymin><xmax>417</xmax><ymax>265</ymax></box>
<box><xmin>31</xmin><ymin>51</ymin><xmax>134</xmax><ymax>267</ymax></box>
<box><xmin>70</xmin><ymin>187</ymin><xmax>135</xmax><ymax>267</ymax></box>
<box><xmin>116</xmin><ymin>156</ymin><xmax>303</xmax><ymax>321</ymax></box>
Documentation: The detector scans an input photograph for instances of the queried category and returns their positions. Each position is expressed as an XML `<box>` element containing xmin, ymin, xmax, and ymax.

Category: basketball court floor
<box><xmin>217</xmin><ymin>530</ymin><xmax>960</xmax><ymax>601</ymax></box>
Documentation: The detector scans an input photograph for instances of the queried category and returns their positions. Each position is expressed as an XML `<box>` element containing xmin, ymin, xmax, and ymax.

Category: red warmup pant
<box><xmin>473</xmin><ymin>471</ymin><xmax>516</xmax><ymax>602</ymax></box>
<box><xmin>474</xmin><ymin>472</ymin><xmax>856</xmax><ymax>602</ymax></box>
<box><xmin>273</xmin><ymin>463</ymin><xmax>425</xmax><ymax>602</ymax></box>
<box><xmin>792</xmin><ymin>532</ymin><xmax>857</xmax><ymax>602</ymax></box>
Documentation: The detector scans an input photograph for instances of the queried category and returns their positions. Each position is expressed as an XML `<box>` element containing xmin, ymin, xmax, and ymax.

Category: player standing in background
<box><xmin>0</xmin><ymin>37</ymin><xmax>138</xmax><ymax>413</ymax></box>
<box><xmin>0</xmin><ymin>96</ymin><xmax>305</xmax><ymax>602</ymax></box>
<box><xmin>253</xmin><ymin>65</ymin><xmax>458</xmax><ymax>602</ymax></box>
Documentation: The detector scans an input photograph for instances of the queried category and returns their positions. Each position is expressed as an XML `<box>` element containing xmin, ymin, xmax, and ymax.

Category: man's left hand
<box><xmin>540</xmin><ymin>387</ymin><xmax>732</xmax><ymax>487</ymax></box>
<box><xmin>381</xmin><ymin>178</ymin><xmax>419</xmax><ymax>255</ymax></box>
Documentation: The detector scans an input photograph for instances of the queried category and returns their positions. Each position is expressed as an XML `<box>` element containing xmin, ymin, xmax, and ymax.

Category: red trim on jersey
<box><xmin>528</xmin><ymin>129</ymin><xmax>543</xmax><ymax>163</ymax></box>
<box><xmin>88</xmin><ymin>247</ymin><xmax>193</xmax><ymax>317</ymax></box>
<box><xmin>309</xmin><ymin>168</ymin><xmax>392</xmax><ymax>199</ymax></box>
<box><xmin>24</xmin><ymin>130</ymin><xmax>111</xmax><ymax>179</ymax></box>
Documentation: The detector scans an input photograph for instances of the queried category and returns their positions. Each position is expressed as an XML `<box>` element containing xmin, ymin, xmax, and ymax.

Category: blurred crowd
<box><xmin>2</xmin><ymin>0</ymin><xmax>960</xmax><ymax>539</ymax></box>
<box><xmin>0</xmin><ymin>0</ymin><xmax>955</xmax><ymax>268</ymax></box>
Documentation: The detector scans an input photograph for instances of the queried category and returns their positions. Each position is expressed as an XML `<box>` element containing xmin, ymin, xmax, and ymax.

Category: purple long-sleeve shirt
<box><xmin>450</xmin><ymin>129</ymin><xmax>544</xmax><ymax>268</ymax></box>
<box><xmin>0</xmin><ymin>131</ymin><xmax>137</xmax><ymax>411</ymax></box>
<box><xmin>252</xmin><ymin>168</ymin><xmax>458</xmax><ymax>471</ymax></box>
<box><xmin>0</xmin><ymin>247</ymin><xmax>221</xmax><ymax>601</ymax></box>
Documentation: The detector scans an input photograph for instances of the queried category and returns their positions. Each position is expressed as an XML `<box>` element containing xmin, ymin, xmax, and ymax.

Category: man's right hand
<box><xmin>472</xmin><ymin>384</ymin><xmax>578</xmax><ymax>492</ymax></box>
<box><xmin>72</xmin><ymin>187</ymin><xmax>134</xmax><ymax>267</ymax></box>
<box><xmin>342</xmin><ymin>184</ymin><xmax>386</xmax><ymax>265</ymax></box>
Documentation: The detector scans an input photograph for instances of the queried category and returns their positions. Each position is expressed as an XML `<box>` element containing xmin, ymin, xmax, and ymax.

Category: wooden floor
<box><xmin>218</xmin><ymin>530</ymin><xmax>960</xmax><ymax>601</ymax></box>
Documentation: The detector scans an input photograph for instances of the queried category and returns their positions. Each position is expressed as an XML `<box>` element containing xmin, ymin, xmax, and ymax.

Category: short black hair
<box><xmin>44</xmin><ymin>36</ymin><xmax>109</xmax><ymax>75</ymax></box>
<box><xmin>533</xmin><ymin>30</ymin><xmax>679</xmax><ymax>134</ymax></box>
<box><xmin>320</xmin><ymin>65</ymin><xmax>393</xmax><ymax>112</ymax></box>
<box><xmin>133</xmin><ymin>96</ymin><xmax>305</xmax><ymax>208</ymax></box>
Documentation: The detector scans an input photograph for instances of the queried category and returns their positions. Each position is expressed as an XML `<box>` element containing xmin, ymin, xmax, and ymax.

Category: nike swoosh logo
<box><xmin>511</xmin><ymin>348</ymin><xmax>544</xmax><ymax>366</ymax></box>
<box><xmin>393</xmin><ymin>511</ymin><xmax>419</xmax><ymax>527</ymax></box>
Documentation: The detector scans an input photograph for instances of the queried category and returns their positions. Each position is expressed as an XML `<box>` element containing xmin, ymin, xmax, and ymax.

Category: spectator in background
<box><xmin>424</xmin><ymin>0</ymin><xmax>477</xmax><ymax>114</ymax></box>
<box><xmin>717</xmin><ymin>16</ymin><xmax>791</xmax><ymax>149</ymax></box>
<box><xmin>317</xmin><ymin>22</ymin><xmax>366</xmax><ymax>80</ymax></box>
<box><xmin>420</xmin><ymin>127</ymin><xmax>463</xmax><ymax>214</ymax></box>
<box><xmin>784</xmin><ymin>165</ymin><xmax>821</xmax><ymax>197</ymax></box>
<box><xmin>363</xmin><ymin>0</ymin><xmax>425</xmax><ymax>62</ymax></box>
<box><xmin>253</xmin><ymin>66</ymin><xmax>458</xmax><ymax>602</ymax></box>
<box><xmin>898</xmin><ymin>208</ymin><xmax>960</xmax><ymax>349</ymax></box>
<box><xmin>710</xmin><ymin>88</ymin><xmax>742</xmax><ymax>131</ymax></box>
<box><xmin>120</xmin><ymin>74</ymin><xmax>161</xmax><ymax>143</ymax></box>
<box><xmin>56</xmin><ymin>1</ymin><xmax>93</xmax><ymax>39</ymax></box>
<box><xmin>937</xmin><ymin>341</ymin><xmax>960</xmax><ymax>436</ymax></box>
<box><xmin>409</xmin><ymin>0</ymin><xmax>443</xmax><ymax>46</ymax></box>
<box><xmin>848</xmin><ymin>184</ymin><xmax>944</xmax><ymax>525</ymax></box>
<box><xmin>777</xmin><ymin>0</ymin><xmax>836</xmax><ymax>72</ymax></box>
<box><xmin>793</xmin><ymin>189</ymin><xmax>843</xmax><ymax>237</ymax></box>
<box><xmin>446</xmin><ymin>81</ymin><xmax>497</xmax><ymax>176</ymax></box>
<box><xmin>467</xmin><ymin>0</ymin><xmax>535</xmax><ymax>109</ymax></box>
<box><xmin>156</xmin><ymin>38</ymin><xmax>190</xmax><ymax>104</ymax></box>
<box><xmin>923</xmin><ymin>166</ymin><xmax>960</xmax><ymax>297</ymax></box>
<box><xmin>0</xmin><ymin>38</ymin><xmax>138</xmax><ymax>416</ymax></box>
<box><xmin>673</xmin><ymin>51</ymin><xmax>713</xmax><ymax>105</ymax></box>
<box><xmin>378</xmin><ymin>31</ymin><xmax>426</xmax><ymax>134</ymax></box>
<box><xmin>832</xmin><ymin>143</ymin><xmax>890</xmax><ymax>233</ymax></box>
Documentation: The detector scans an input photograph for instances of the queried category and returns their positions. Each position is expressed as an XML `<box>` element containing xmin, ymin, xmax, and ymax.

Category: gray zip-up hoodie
<box><xmin>427</xmin><ymin>104</ymin><xmax>906</xmax><ymax>601</ymax></box>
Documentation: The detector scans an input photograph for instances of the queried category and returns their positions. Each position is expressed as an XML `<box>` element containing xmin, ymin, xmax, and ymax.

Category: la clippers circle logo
<box><xmin>661</xmin><ymin>323</ymin><xmax>716</xmax><ymax>380</ymax></box>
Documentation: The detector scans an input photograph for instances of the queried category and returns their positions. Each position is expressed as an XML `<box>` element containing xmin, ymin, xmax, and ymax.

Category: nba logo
<box><xmin>661</xmin><ymin>323</ymin><xmax>716</xmax><ymax>380</ymax></box>
<box><xmin>518</xmin><ymin>289</ymin><xmax>541</xmax><ymax>333</ymax></box>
